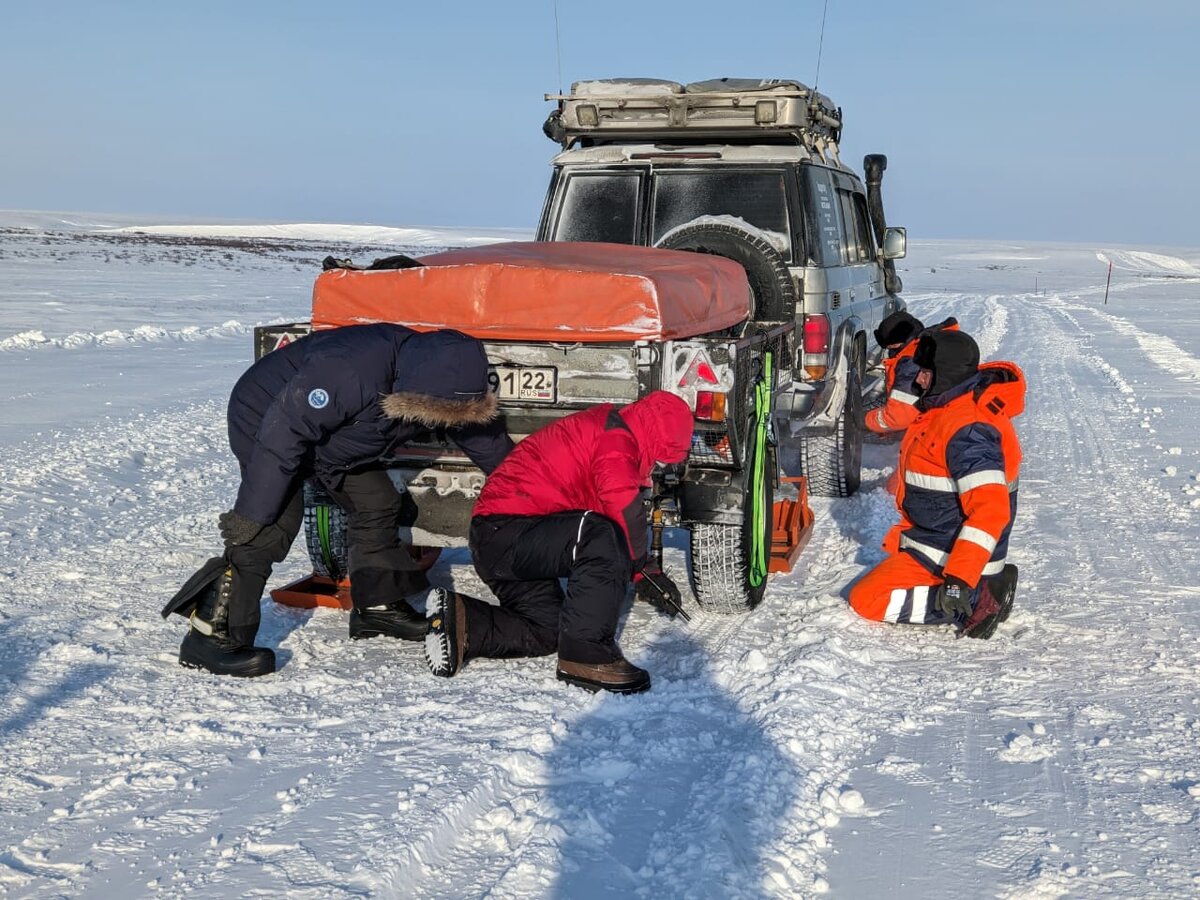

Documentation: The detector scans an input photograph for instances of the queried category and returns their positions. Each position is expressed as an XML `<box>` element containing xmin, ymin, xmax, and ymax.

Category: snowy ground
<box><xmin>1</xmin><ymin>213</ymin><xmax>1197</xmax><ymax>898</ymax></box>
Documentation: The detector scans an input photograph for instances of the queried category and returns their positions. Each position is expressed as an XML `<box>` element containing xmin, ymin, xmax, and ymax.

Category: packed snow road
<box><xmin>0</xmin><ymin>222</ymin><xmax>1197</xmax><ymax>898</ymax></box>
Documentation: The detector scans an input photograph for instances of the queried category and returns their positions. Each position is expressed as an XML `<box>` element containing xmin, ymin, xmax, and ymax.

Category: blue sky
<box><xmin>1</xmin><ymin>1</ymin><xmax>1195</xmax><ymax>244</ymax></box>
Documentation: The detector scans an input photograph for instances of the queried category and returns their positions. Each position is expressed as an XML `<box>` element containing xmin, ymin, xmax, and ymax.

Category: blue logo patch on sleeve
<box><xmin>308</xmin><ymin>388</ymin><xmax>330</xmax><ymax>409</ymax></box>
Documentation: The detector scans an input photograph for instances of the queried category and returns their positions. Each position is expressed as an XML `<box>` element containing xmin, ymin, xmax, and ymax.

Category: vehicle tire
<box><xmin>800</xmin><ymin>357</ymin><xmax>864</xmax><ymax>496</ymax></box>
<box><xmin>302</xmin><ymin>480</ymin><xmax>441</xmax><ymax>581</ymax></box>
<box><xmin>304</xmin><ymin>480</ymin><xmax>348</xmax><ymax>581</ymax></box>
<box><xmin>655</xmin><ymin>221</ymin><xmax>796</xmax><ymax>321</ymax></box>
<box><xmin>687</xmin><ymin>445</ymin><xmax>775</xmax><ymax>615</ymax></box>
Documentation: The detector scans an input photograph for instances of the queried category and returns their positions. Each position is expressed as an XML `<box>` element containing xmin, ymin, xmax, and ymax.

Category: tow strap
<box><xmin>316</xmin><ymin>503</ymin><xmax>340</xmax><ymax>581</ymax></box>
<box><xmin>749</xmin><ymin>349</ymin><xmax>773</xmax><ymax>588</ymax></box>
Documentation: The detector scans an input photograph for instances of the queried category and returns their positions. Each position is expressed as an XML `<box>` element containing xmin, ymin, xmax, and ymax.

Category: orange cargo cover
<box><xmin>310</xmin><ymin>241</ymin><xmax>751</xmax><ymax>342</ymax></box>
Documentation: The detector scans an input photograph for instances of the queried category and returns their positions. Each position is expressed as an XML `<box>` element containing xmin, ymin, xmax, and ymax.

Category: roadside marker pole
<box><xmin>1103</xmin><ymin>260</ymin><xmax>1113</xmax><ymax>305</ymax></box>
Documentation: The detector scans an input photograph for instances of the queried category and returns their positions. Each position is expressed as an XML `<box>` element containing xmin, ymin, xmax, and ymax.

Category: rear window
<box><xmin>551</xmin><ymin>173</ymin><xmax>640</xmax><ymax>244</ymax></box>
<box><xmin>652</xmin><ymin>170</ymin><xmax>791</xmax><ymax>260</ymax></box>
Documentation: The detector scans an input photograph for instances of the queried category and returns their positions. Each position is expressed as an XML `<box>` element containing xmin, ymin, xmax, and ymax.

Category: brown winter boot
<box><xmin>178</xmin><ymin>568</ymin><xmax>275</xmax><ymax>677</ymax></box>
<box><xmin>556</xmin><ymin>657</ymin><xmax>651</xmax><ymax>695</ymax></box>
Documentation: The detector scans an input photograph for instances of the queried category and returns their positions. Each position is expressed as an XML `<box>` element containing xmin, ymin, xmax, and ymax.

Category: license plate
<box><xmin>488</xmin><ymin>366</ymin><xmax>557</xmax><ymax>403</ymax></box>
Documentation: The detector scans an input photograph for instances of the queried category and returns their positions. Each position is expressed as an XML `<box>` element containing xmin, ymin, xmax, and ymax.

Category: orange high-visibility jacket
<box><xmin>866</xmin><ymin>318</ymin><xmax>959</xmax><ymax>435</ymax></box>
<box><xmin>884</xmin><ymin>360</ymin><xmax>1025</xmax><ymax>587</ymax></box>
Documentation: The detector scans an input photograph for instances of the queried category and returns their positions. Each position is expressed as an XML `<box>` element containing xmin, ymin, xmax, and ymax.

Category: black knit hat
<box><xmin>914</xmin><ymin>330</ymin><xmax>980</xmax><ymax>396</ymax></box>
<box><xmin>874</xmin><ymin>310</ymin><xmax>925</xmax><ymax>348</ymax></box>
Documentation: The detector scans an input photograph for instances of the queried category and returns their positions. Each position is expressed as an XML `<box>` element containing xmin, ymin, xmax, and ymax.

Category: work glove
<box><xmin>635</xmin><ymin>565</ymin><xmax>688</xmax><ymax>620</ymax></box>
<box><xmin>218</xmin><ymin>510</ymin><xmax>264</xmax><ymax>547</ymax></box>
<box><xmin>934</xmin><ymin>575</ymin><xmax>974</xmax><ymax>619</ymax></box>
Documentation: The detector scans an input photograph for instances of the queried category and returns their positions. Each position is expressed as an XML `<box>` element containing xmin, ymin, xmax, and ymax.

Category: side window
<box><xmin>851</xmin><ymin>193</ymin><xmax>876</xmax><ymax>262</ymax></box>
<box><xmin>837</xmin><ymin>190</ymin><xmax>860</xmax><ymax>264</ymax></box>
<box><xmin>802</xmin><ymin>167</ymin><xmax>844</xmax><ymax>266</ymax></box>
<box><xmin>552</xmin><ymin>173</ymin><xmax>641</xmax><ymax>244</ymax></box>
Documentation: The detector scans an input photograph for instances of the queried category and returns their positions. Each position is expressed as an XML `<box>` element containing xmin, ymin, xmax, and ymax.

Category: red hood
<box><xmin>619</xmin><ymin>391</ymin><xmax>694</xmax><ymax>474</ymax></box>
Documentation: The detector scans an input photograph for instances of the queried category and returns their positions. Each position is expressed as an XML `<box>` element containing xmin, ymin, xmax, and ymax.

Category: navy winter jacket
<box><xmin>228</xmin><ymin>324</ymin><xmax>512</xmax><ymax>524</ymax></box>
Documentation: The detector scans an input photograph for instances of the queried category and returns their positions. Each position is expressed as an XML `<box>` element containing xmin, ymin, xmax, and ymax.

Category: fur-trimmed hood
<box><xmin>381</xmin><ymin>328</ymin><xmax>498</xmax><ymax>428</ymax></box>
<box><xmin>380</xmin><ymin>389</ymin><xmax>498</xmax><ymax>427</ymax></box>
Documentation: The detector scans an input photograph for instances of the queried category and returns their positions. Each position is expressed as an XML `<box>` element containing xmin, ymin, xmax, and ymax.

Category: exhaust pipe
<box><xmin>864</xmin><ymin>154</ymin><xmax>902</xmax><ymax>295</ymax></box>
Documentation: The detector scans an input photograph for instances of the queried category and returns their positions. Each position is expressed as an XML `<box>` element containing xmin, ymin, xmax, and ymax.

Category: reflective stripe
<box><xmin>572</xmin><ymin>511</ymin><xmax>591</xmax><ymax>563</ymax></box>
<box><xmin>910</xmin><ymin>585</ymin><xmax>931</xmax><ymax>623</ymax></box>
<box><xmin>874</xmin><ymin>408</ymin><xmax>887</xmax><ymax>430</ymax></box>
<box><xmin>958</xmin><ymin>525</ymin><xmax>998</xmax><ymax>553</ymax></box>
<box><xmin>892</xmin><ymin>390</ymin><xmax>920</xmax><ymax>406</ymax></box>
<box><xmin>906</xmin><ymin>472</ymin><xmax>956</xmax><ymax>492</ymax></box>
<box><xmin>982</xmin><ymin>558</ymin><xmax>1007</xmax><ymax>576</ymax></box>
<box><xmin>957</xmin><ymin>470</ymin><xmax>1007</xmax><ymax>493</ymax></box>
<box><xmin>900</xmin><ymin>535</ymin><xmax>949</xmax><ymax>565</ymax></box>
<box><xmin>884</xmin><ymin>588</ymin><xmax>907</xmax><ymax>623</ymax></box>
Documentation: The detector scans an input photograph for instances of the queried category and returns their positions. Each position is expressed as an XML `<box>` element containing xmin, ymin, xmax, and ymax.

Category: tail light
<box><xmin>801</xmin><ymin>313</ymin><xmax>830</xmax><ymax>381</ymax></box>
<box><xmin>694</xmin><ymin>390</ymin><xmax>727</xmax><ymax>422</ymax></box>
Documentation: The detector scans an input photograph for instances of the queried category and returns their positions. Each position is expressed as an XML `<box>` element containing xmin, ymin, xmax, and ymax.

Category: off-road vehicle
<box><xmin>253</xmin><ymin>77</ymin><xmax>908</xmax><ymax>614</ymax></box>
<box><xmin>540</xmin><ymin>77</ymin><xmax>908</xmax><ymax>496</ymax></box>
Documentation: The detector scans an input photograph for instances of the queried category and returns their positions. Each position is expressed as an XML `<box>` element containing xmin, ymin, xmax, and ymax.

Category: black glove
<box><xmin>635</xmin><ymin>566</ymin><xmax>688</xmax><ymax>620</ymax></box>
<box><xmin>934</xmin><ymin>575</ymin><xmax>974</xmax><ymax>618</ymax></box>
<box><xmin>218</xmin><ymin>510</ymin><xmax>264</xmax><ymax>547</ymax></box>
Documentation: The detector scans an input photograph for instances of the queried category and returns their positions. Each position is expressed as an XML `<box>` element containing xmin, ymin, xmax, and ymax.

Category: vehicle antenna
<box><xmin>553</xmin><ymin>0</ymin><xmax>564</xmax><ymax>94</ymax></box>
<box><xmin>814</xmin><ymin>0</ymin><xmax>830</xmax><ymax>91</ymax></box>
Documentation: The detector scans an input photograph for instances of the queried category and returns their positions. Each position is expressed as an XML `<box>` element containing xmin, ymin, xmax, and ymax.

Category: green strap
<box><xmin>749</xmin><ymin>350</ymin><xmax>773</xmax><ymax>588</ymax></box>
<box><xmin>316</xmin><ymin>504</ymin><xmax>337</xmax><ymax>579</ymax></box>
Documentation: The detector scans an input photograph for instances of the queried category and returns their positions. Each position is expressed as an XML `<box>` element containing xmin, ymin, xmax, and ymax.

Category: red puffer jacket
<box><xmin>472</xmin><ymin>391</ymin><xmax>694</xmax><ymax>557</ymax></box>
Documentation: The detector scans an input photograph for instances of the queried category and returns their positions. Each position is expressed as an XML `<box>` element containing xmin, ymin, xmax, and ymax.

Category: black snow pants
<box><xmin>225</xmin><ymin>467</ymin><xmax>428</xmax><ymax>646</ymax></box>
<box><xmin>467</xmin><ymin>511</ymin><xmax>633</xmax><ymax>665</ymax></box>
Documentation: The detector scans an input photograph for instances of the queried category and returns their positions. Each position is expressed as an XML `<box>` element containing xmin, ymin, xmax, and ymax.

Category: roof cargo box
<box><xmin>546</xmin><ymin>77</ymin><xmax>842</xmax><ymax>148</ymax></box>
<box><xmin>310</xmin><ymin>242</ymin><xmax>751</xmax><ymax>343</ymax></box>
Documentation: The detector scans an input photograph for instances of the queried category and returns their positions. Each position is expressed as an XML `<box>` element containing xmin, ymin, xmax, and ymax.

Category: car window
<box><xmin>652</xmin><ymin>170</ymin><xmax>791</xmax><ymax>261</ymax></box>
<box><xmin>837</xmin><ymin>190</ymin><xmax>860</xmax><ymax>264</ymax></box>
<box><xmin>851</xmin><ymin>193</ymin><xmax>876</xmax><ymax>262</ymax></box>
<box><xmin>552</xmin><ymin>173</ymin><xmax>641</xmax><ymax>243</ymax></box>
<box><xmin>802</xmin><ymin>167</ymin><xmax>844</xmax><ymax>266</ymax></box>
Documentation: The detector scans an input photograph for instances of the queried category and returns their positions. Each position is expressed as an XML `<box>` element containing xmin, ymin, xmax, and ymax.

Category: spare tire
<box><xmin>655</xmin><ymin>221</ymin><xmax>796</xmax><ymax>321</ymax></box>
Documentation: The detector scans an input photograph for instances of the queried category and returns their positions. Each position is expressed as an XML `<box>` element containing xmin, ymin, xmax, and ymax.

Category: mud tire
<box><xmin>655</xmin><ymin>221</ymin><xmax>796</xmax><ymax>321</ymax></box>
<box><xmin>800</xmin><ymin>361</ymin><xmax>864</xmax><ymax>497</ymax></box>
<box><xmin>687</xmin><ymin>446</ymin><xmax>775</xmax><ymax>615</ymax></box>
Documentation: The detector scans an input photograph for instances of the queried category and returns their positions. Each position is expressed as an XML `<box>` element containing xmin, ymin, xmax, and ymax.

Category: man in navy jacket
<box><xmin>164</xmin><ymin>324</ymin><xmax>512</xmax><ymax>677</ymax></box>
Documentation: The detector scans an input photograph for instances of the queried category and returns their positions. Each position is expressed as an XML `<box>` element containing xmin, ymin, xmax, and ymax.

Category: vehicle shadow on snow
<box><xmin>544</xmin><ymin>629</ymin><xmax>802</xmax><ymax>898</ymax></box>
<box><xmin>0</xmin><ymin>616</ymin><xmax>111</xmax><ymax>739</ymax></box>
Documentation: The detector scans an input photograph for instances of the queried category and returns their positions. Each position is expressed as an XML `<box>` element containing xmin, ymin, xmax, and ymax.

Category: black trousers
<box><xmin>467</xmin><ymin>512</ymin><xmax>632</xmax><ymax>665</ymax></box>
<box><xmin>225</xmin><ymin>467</ymin><xmax>427</xmax><ymax>646</ymax></box>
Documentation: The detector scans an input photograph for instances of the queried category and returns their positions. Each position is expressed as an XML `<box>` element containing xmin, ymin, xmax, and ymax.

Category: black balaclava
<box><xmin>913</xmin><ymin>330</ymin><xmax>980</xmax><ymax>397</ymax></box>
<box><xmin>874</xmin><ymin>310</ymin><xmax>925</xmax><ymax>349</ymax></box>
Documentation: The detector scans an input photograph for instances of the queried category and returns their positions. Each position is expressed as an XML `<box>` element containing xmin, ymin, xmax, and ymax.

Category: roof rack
<box><xmin>544</xmin><ymin>78</ymin><xmax>843</xmax><ymax>156</ymax></box>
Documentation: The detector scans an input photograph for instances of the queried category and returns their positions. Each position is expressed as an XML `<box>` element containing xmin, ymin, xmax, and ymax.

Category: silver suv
<box><xmin>538</xmin><ymin>77</ymin><xmax>908</xmax><ymax>495</ymax></box>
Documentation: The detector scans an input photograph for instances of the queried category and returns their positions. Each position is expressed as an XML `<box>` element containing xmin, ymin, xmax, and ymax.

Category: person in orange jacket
<box><xmin>849</xmin><ymin>330</ymin><xmax>1022</xmax><ymax>639</ymax></box>
<box><xmin>865</xmin><ymin>311</ymin><xmax>960</xmax><ymax>436</ymax></box>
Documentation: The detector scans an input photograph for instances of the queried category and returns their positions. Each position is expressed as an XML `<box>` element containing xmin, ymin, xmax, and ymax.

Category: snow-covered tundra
<box><xmin>0</xmin><ymin>213</ymin><xmax>1197</xmax><ymax>897</ymax></box>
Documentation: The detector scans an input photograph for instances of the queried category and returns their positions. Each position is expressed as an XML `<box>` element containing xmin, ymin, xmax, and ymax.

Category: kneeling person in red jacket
<box><xmin>423</xmin><ymin>391</ymin><xmax>694</xmax><ymax>694</ymax></box>
<box><xmin>849</xmin><ymin>330</ymin><xmax>1024</xmax><ymax>638</ymax></box>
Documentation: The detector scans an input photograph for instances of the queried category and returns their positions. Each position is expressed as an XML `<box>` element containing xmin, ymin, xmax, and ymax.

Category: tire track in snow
<box><xmin>1049</xmin><ymin>296</ymin><xmax>1200</xmax><ymax>382</ymax></box>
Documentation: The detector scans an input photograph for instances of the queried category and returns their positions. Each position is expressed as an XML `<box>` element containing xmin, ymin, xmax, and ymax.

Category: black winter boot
<box><xmin>178</xmin><ymin>569</ymin><xmax>275</xmax><ymax>677</ymax></box>
<box><xmin>349</xmin><ymin>599</ymin><xmax>428</xmax><ymax>641</ymax></box>
<box><xmin>961</xmin><ymin>564</ymin><xmax>1019</xmax><ymax>640</ymax></box>
<box><xmin>424</xmin><ymin>589</ymin><xmax>468</xmax><ymax>677</ymax></box>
